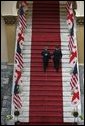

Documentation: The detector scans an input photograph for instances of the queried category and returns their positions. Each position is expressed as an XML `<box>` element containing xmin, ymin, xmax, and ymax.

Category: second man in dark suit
<box><xmin>52</xmin><ymin>46</ymin><xmax>62</xmax><ymax>71</ymax></box>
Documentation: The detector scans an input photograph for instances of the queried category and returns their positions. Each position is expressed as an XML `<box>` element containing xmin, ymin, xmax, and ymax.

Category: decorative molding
<box><xmin>79</xmin><ymin>64</ymin><xmax>84</xmax><ymax>66</ymax></box>
<box><xmin>76</xmin><ymin>17</ymin><xmax>84</xmax><ymax>25</ymax></box>
<box><xmin>2</xmin><ymin>16</ymin><xmax>17</xmax><ymax>25</ymax></box>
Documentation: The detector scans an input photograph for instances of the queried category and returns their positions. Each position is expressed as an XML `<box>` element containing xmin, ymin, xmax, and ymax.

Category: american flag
<box><xmin>15</xmin><ymin>24</ymin><xmax>24</xmax><ymax>70</ymax></box>
<box><xmin>15</xmin><ymin>53</ymin><xmax>23</xmax><ymax>70</ymax></box>
<box><xmin>15</xmin><ymin>40</ymin><xmax>23</xmax><ymax>70</ymax></box>
<box><xmin>70</xmin><ymin>63</ymin><xmax>80</xmax><ymax>105</ymax></box>
<box><xmin>13</xmin><ymin>73</ymin><xmax>22</xmax><ymax>109</ymax></box>
<box><xmin>13</xmin><ymin>41</ymin><xmax>23</xmax><ymax>109</ymax></box>
<box><xmin>13</xmin><ymin>94</ymin><xmax>22</xmax><ymax>109</ymax></box>
<box><xmin>18</xmin><ymin>5</ymin><xmax>27</xmax><ymax>30</ymax></box>
<box><xmin>70</xmin><ymin>63</ymin><xmax>78</xmax><ymax>89</ymax></box>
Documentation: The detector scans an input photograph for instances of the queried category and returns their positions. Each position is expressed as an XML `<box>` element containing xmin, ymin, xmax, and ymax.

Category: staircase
<box><xmin>12</xmin><ymin>1</ymin><xmax>76</xmax><ymax>125</ymax></box>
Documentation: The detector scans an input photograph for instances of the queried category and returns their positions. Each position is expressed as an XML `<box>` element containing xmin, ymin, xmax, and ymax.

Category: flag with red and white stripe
<box><xmin>13</xmin><ymin>92</ymin><xmax>22</xmax><ymax>109</ymax></box>
<box><xmin>18</xmin><ymin>5</ymin><xmax>27</xmax><ymax>30</ymax></box>
<box><xmin>70</xmin><ymin>63</ymin><xmax>80</xmax><ymax>105</ymax></box>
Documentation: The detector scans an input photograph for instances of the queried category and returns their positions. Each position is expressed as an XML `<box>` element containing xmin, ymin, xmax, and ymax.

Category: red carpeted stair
<box><xmin>29</xmin><ymin>1</ymin><xmax>63</xmax><ymax>125</ymax></box>
<box><xmin>12</xmin><ymin>1</ymin><xmax>79</xmax><ymax>125</ymax></box>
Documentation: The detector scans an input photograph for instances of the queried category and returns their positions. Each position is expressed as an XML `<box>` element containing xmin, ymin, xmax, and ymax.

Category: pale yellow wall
<box><xmin>5</xmin><ymin>24</ymin><xmax>84</xmax><ymax>64</ymax></box>
<box><xmin>5</xmin><ymin>24</ymin><xmax>16</xmax><ymax>63</ymax></box>
<box><xmin>1</xmin><ymin>18</ymin><xmax>8</xmax><ymax>62</ymax></box>
<box><xmin>1</xmin><ymin>1</ymin><xmax>17</xmax><ymax>16</ymax></box>
<box><xmin>1</xmin><ymin>1</ymin><xmax>84</xmax><ymax>64</ymax></box>
<box><xmin>76</xmin><ymin>25</ymin><xmax>84</xmax><ymax>64</ymax></box>
<box><xmin>75</xmin><ymin>1</ymin><xmax>84</xmax><ymax>17</ymax></box>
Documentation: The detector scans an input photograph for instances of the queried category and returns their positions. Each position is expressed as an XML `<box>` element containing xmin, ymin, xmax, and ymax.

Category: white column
<box><xmin>1</xmin><ymin>1</ymin><xmax>17</xmax><ymax>16</ymax></box>
<box><xmin>75</xmin><ymin>1</ymin><xmax>84</xmax><ymax>17</ymax></box>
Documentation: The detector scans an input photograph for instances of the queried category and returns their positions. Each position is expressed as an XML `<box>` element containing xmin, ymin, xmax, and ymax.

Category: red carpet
<box><xmin>29</xmin><ymin>1</ymin><xmax>63</xmax><ymax>125</ymax></box>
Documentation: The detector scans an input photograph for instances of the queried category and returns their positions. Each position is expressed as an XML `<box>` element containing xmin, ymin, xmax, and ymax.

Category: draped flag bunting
<box><xmin>13</xmin><ymin>3</ymin><xmax>27</xmax><ymax>110</ymax></box>
<box><xmin>66</xmin><ymin>1</ymin><xmax>80</xmax><ymax>106</ymax></box>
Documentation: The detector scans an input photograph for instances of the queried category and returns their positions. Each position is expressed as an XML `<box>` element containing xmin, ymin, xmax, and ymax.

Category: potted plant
<box><xmin>15</xmin><ymin>121</ymin><xmax>20</xmax><ymax>125</ymax></box>
<box><xmin>5</xmin><ymin>115</ymin><xmax>13</xmax><ymax>125</ymax></box>
<box><xmin>72</xmin><ymin>111</ymin><xmax>79</xmax><ymax>118</ymax></box>
<box><xmin>72</xmin><ymin>110</ymin><xmax>79</xmax><ymax>124</ymax></box>
<box><xmin>79</xmin><ymin>115</ymin><xmax>84</xmax><ymax>120</ymax></box>
<box><xmin>5</xmin><ymin>115</ymin><xmax>13</xmax><ymax>120</ymax></box>
<box><xmin>14</xmin><ymin>110</ymin><xmax>20</xmax><ymax>124</ymax></box>
<box><xmin>78</xmin><ymin>115</ymin><xmax>84</xmax><ymax>125</ymax></box>
<box><xmin>14</xmin><ymin>110</ymin><xmax>20</xmax><ymax>116</ymax></box>
<box><xmin>72</xmin><ymin>110</ymin><xmax>84</xmax><ymax>125</ymax></box>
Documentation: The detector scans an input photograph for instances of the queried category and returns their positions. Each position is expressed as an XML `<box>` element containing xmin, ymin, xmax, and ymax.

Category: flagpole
<box><xmin>74</xmin><ymin>17</ymin><xmax>81</xmax><ymax>116</ymax></box>
<box><xmin>11</xmin><ymin>2</ymin><xmax>27</xmax><ymax>120</ymax></box>
<box><xmin>11</xmin><ymin>20</ymin><xmax>20</xmax><ymax>117</ymax></box>
<box><xmin>66</xmin><ymin>2</ymin><xmax>81</xmax><ymax>120</ymax></box>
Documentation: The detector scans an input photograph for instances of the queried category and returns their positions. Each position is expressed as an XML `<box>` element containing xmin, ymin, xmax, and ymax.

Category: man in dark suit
<box><xmin>52</xmin><ymin>46</ymin><xmax>62</xmax><ymax>71</ymax></box>
<box><xmin>41</xmin><ymin>47</ymin><xmax>51</xmax><ymax>72</ymax></box>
